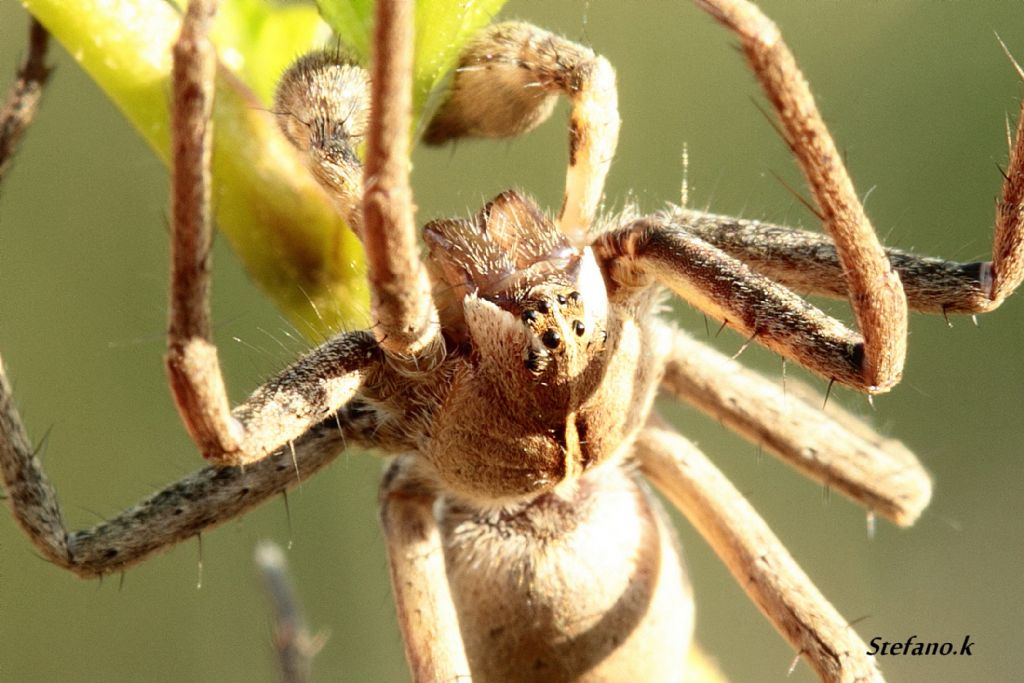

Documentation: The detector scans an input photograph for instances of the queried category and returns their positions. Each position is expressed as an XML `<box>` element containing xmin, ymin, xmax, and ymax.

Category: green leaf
<box><xmin>207</xmin><ymin>0</ymin><xmax>326</xmax><ymax>105</ymax></box>
<box><xmin>316</xmin><ymin>0</ymin><xmax>373</xmax><ymax>63</ymax></box>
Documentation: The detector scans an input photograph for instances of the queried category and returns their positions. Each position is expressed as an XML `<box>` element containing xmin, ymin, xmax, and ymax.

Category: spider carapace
<box><xmin>416</xmin><ymin>190</ymin><xmax>646</xmax><ymax>499</ymax></box>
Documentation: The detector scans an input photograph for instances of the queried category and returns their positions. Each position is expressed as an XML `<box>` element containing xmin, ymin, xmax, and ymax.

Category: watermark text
<box><xmin>867</xmin><ymin>635</ymin><xmax>974</xmax><ymax>657</ymax></box>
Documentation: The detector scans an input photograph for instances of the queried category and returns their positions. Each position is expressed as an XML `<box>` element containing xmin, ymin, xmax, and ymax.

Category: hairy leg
<box><xmin>379</xmin><ymin>457</ymin><xmax>470</xmax><ymax>683</ymax></box>
<box><xmin>165</xmin><ymin>1</ymin><xmax>387</xmax><ymax>466</ymax></box>
<box><xmin>164</xmin><ymin>0</ymin><xmax>243</xmax><ymax>462</ymax></box>
<box><xmin>362</xmin><ymin>0</ymin><xmax>439</xmax><ymax>358</ymax></box>
<box><xmin>637</xmin><ymin>420</ymin><xmax>882</xmax><ymax>683</ymax></box>
<box><xmin>597</xmin><ymin>222</ymin><xmax>871</xmax><ymax>389</ymax></box>
<box><xmin>659</xmin><ymin>326</ymin><xmax>930</xmax><ymax>526</ymax></box>
<box><xmin>0</xmin><ymin>1</ymin><xmax>381</xmax><ymax>578</ymax></box>
<box><xmin>0</xmin><ymin>345</ymin><xmax>379</xmax><ymax>577</ymax></box>
<box><xmin>0</xmin><ymin>18</ymin><xmax>51</xmax><ymax>183</ymax></box>
<box><xmin>694</xmin><ymin>0</ymin><xmax>907</xmax><ymax>392</ymax></box>
<box><xmin>670</xmin><ymin>209</ymin><xmax>997</xmax><ymax>314</ymax></box>
<box><xmin>425</xmin><ymin>21</ymin><xmax>620</xmax><ymax>244</ymax></box>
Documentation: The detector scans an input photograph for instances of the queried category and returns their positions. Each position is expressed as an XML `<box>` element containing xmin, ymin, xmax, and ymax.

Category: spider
<box><xmin>2</xmin><ymin>0</ymin><xmax>1024</xmax><ymax>679</ymax></box>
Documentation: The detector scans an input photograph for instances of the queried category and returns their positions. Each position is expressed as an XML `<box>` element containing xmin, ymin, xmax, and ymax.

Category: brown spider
<box><xmin>1</xmin><ymin>1</ymin><xmax>1022</xmax><ymax>681</ymax></box>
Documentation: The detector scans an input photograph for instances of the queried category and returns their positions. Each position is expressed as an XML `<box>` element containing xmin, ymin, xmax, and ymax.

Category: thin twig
<box><xmin>254</xmin><ymin>541</ymin><xmax>325</xmax><ymax>683</ymax></box>
<box><xmin>0</xmin><ymin>18</ymin><xmax>52</xmax><ymax>185</ymax></box>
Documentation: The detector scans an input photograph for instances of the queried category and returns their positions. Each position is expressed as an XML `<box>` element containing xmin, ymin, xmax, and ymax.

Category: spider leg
<box><xmin>164</xmin><ymin>0</ymin><xmax>242</xmax><ymax>463</ymax></box>
<box><xmin>379</xmin><ymin>457</ymin><xmax>470</xmax><ymax>683</ymax></box>
<box><xmin>0</xmin><ymin>346</ymin><xmax>381</xmax><ymax>577</ymax></box>
<box><xmin>992</xmin><ymin>78</ymin><xmax>1024</xmax><ymax>303</ymax></box>
<box><xmin>272</xmin><ymin>1</ymin><xmax>439</xmax><ymax>360</ymax></box>
<box><xmin>693</xmin><ymin>0</ymin><xmax>908</xmax><ymax>393</ymax></box>
<box><xmin>660</xmin><ymin>326</ymin><xmax>931</xmax><ymax>526</ymax></box>
<box><xmin>230</xmin><ymin>332</ymin><xmax>381</xmax><ymax>459</ymax></box>
<box><xmin>668</xmin><ymin>204</ymin><xmax>1024</xmax><ymax>315</ymax></box>
<box><xmin>424</xmin><ymin>22</ymin><xmax>620</xmax><ymax>244</ymax></box>
<box><xmin>362</xmin><ymin>0</ymin><xmax>440</xmax><ymax>359</ymax></box>
<box><xmin>636</xmin><ymin>419</ymin><xmax>883</xmax><ymax>683</ymax></box>
<box><xmin>629</xmin><ymin>95</ymin><xmax>1024</xmax><ymax>327</ymax></box>
<box><xmin>0</xmin><ymin>16</ymin><xmax>384</xmax><ymax>567</ymax></box>
<box><xmin>596</xmin><ymin>222</ymin><xmax>872</xmax><ymax>390</ymax></box>
<box><xmin>164</xmin><ymin>1</ymin><xmax>388</xmax><ymax>466</ymax></box>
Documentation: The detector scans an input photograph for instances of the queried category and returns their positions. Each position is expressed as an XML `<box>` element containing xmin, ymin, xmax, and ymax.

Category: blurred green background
<box><xmin>1</xmin><ymin>1</ymin><xmax>1023</xmax><ymax>681</ymax></box>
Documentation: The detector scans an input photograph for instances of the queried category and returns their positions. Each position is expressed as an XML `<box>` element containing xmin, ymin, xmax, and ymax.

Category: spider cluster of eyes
<box><xmin>520</xmin><ymin>292</ymin><xmax>608</xmax><ymax>374</ymax></box>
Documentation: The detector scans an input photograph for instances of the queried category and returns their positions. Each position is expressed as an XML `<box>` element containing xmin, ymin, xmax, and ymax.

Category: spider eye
<box><xmin>567</xmin><ymin>291</ymin><xmax>581</xmax><ymax>303</ymax></box>
<box><xmin>521</xmin><ymin>309</ymin><xmax>540</xmax><ymax>324</ymax></box>
<box><xmin>572</xmin><ymin>320</ymin><xmax>586</xmax><ymax>336</ymax></box>
<box><xmin>542</xmin><ymin>329</ymin><xmax>562</xmax><ymax>349</ymax></box>
<box><xmin>556</xmin><ymin>294</ymin><xmax>567</xmax><ymax>305</ymax></box>
<box><xmin>536</xmin><ymin>300</ymin><xmax>551</xmax><ymax>314</ymax></box>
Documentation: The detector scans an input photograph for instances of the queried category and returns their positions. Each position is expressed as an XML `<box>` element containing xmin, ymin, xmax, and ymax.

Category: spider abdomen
<box><xmin>439</xmin><ymin>463</ymin><xmax>693</xmax><ymax>683</ymax></box>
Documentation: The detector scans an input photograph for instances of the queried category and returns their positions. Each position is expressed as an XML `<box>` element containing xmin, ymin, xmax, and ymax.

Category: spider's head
<box><xmin>422</xmin><ymin>192</ymin><xmax>615</xmax><ymax>502</ymax></box>
<box><xmin>425</xmin><ymin>190</ymin><xmax>610</xmax><ymax>393</ymax></box>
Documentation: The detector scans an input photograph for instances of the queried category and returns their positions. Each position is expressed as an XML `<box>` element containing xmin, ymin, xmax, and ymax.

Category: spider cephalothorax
<box><xmin>2</xmin><ymin>1</ymin><xmax>1023</xmax><ymax>682</ymax></box>
<box><xmin>366</xmin><ymin>189</ymin><xmax>650</xmax><ymax>504</ymax></box>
